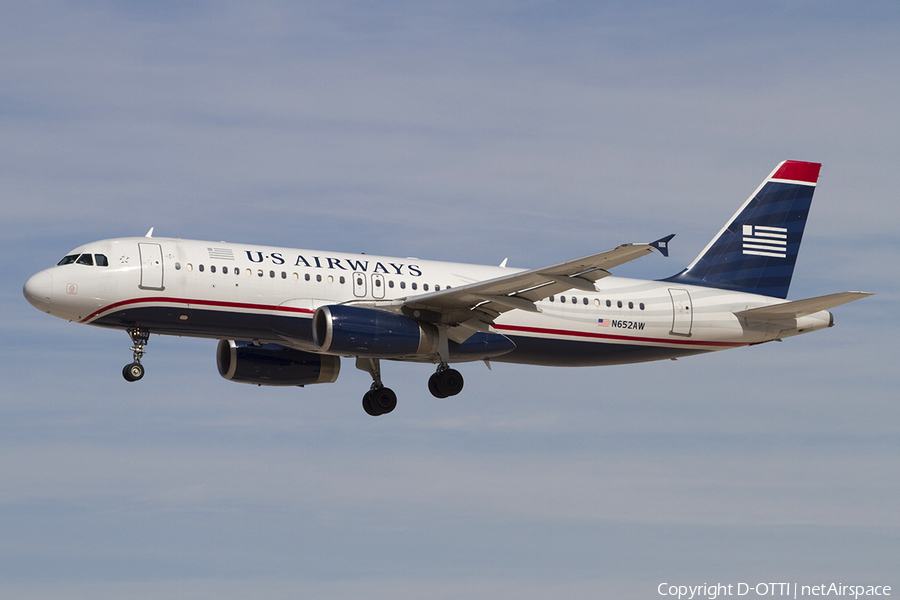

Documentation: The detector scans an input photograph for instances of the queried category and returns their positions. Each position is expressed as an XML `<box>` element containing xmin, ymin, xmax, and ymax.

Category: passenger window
<box><xmin>211</xmin><ymin>265</ymin><xmax>216</xmax><ymax>273</ymax></box>
<box><xmin>76</xmin><ymin>254</ymin><xmax>94</xmax><ymax>266</ymax></box>
<box><xmin>423</xmin><ymin>284</ymin><xmax>429</xmax><ymax>291</ymax></box>
<box><xmin>257</xmin><ymin>269</ymin><xmax>263</xmax><ymax>277</ymax></box>
<box><xmin>199</xmin><ymin>264</ymin><xmax>205</xmax><ymax>272</ymax></box>
<box><xmin>549</xmin><ymin>296</ymin><xmax>554</xmax><ymax>302</ymax></box>
<box><xmin>628</xmin><ymin>301</ymin><xmax>634</xmax><ymax>309</ymax></box>
<box><xmin>617</xmin><ymin>301</ymin><xmax>622</xmax><ymax>308</ymax></box>
<box><xmin>340</xmin><ymin>276</ymin><xmax>345</xmax><ymax>284</ymax></box>
<box><xmin>57</xmin><ymin>254</ymin><xmax>79</xmax><ymax>265</ymax></box>
<box><xmin>389</xmin><ymin>280</ymin><xmax>394</xmax><ymax>288</ymax></box>
<box><xmin>400</xmin><ymin>281</ymin><xmax>406</xmax><ymax>289</ymax></box>
<box><xmin>606</xmin><ymin>300</ymin><xmax>611</xmax><ymax>307</ymax></box>
<box><xmin>175</xmin><ymin>262</ymin><xmax>181</xmax><ymax>270</ymax></box>
<box><xmin>435</xmin><ymin>285</ymin><xmax>440</xmax><ymax>291</ymax></box>
<box><xmin>95</xmin><ymin>254</ymin><xmax>109</xmax><ymax>266</ymax></box>
<box><xmin>281</xmin><ymin>271</ymin><xmax>287</xmax><ymax>279</ymax></box>
<box><xmin>269</xmin><ymin>271</ymin><xmax>275</xmax><ymax>278</ymax></box>
<box><xmin>411</xmin><ymin>283</ymin><xmax>417</xmax><ymax>290</ymax></box>
<box><xmin>583</xmin><ymin>297</ymin><xmax>588</xmax><ymax>305</ymax></box>
<box><xmin>640</xmin><ymin>302</ymin><xmax>645</xmax><ymax>310</ymax></box>
<box><xmin>316</xmin><ymin>274</ymin><xmax>322</xmax><ymax>282</ymax></box>
<box><xmin>305</xmin><ymin>273</ymin><xmax>311</xmax><ymax>281</ymax></box>
<box><xmin>560</xmin><ymin>296</ymin><xmax>566</xmax><ymax>303</ymax></box>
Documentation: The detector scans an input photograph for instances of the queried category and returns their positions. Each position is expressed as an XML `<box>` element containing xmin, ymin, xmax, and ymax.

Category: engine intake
<box><xmin>216</xmin><ymin>340</ymin><xmax>340</xmax><ymax>386</ymax></box>
<box><xmin>313</xmin><ymin>305</ymin><xmax>438</xmax><ymax>357</ymax></box>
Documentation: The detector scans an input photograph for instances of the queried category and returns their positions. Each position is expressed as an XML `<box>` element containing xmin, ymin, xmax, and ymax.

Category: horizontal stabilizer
<box><xmin>734</xmin><ymin>291</ymin><xmax>872</xmax><ymax>321</ymax></box>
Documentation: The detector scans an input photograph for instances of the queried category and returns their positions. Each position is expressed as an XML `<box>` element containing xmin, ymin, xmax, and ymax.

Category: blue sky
<box><xmin>2</xmin><ymin>2</ymin><xmax>898</xmax><ymax>598</ymax></box>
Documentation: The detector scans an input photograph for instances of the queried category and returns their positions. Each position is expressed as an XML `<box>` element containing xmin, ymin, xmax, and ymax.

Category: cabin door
<box><xmin>668</xmin><ymin>288</ymin><xmax>692</xmax><ymax>336</ymax></box>
<box><xmin>138</xmin><ymin>243</ymin><xmax>165</xmax><ymax>290</ymax></box>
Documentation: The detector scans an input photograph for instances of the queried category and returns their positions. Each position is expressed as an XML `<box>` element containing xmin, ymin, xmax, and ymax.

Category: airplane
<box><xmin>23</xmin><ymin>160</ymin><xmax>870</xmax><ymax>416</ymax></box>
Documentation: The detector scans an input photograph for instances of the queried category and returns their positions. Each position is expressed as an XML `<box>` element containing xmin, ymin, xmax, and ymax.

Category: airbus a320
<box><xmin>24</xmin><ymin>161</ymin><xmax>870</xmax><ymax>416</ymax></box>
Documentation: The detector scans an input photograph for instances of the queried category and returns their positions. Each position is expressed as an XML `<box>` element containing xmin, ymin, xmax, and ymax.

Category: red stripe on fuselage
<box><xmin>492</xmin><ymin>324</ymin><xmax>745</xmax><ymax>348</ymax></box>
<box><xmin>80</xmin><ymin>296</ymin><xmax>314</xmax><ymax>324</ymax></box>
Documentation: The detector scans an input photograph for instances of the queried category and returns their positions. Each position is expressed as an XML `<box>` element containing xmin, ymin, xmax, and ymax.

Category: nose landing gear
<box><xmin>123</xmin><ymin>328</ymin><xmax>149</xmax><ymax>382</ymax></box>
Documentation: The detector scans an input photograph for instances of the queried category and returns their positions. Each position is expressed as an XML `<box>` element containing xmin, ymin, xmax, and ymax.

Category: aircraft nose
<box><xmin>24</xmin><ymin>270</ymin><xmax>53</xmax><ymax>312</ymax></box>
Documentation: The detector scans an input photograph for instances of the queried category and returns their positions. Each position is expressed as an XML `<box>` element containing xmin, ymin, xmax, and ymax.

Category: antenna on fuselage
<box><xmin>145</xmin><ymin>227</ymin><xmax>154</xmax><ymax>238</ymax></box>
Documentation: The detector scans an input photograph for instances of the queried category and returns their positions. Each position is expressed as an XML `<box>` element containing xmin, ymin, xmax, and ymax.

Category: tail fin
<box><xmin>663</xmin><ymin>160</ymin><xmax>821</xmax><ymax>299</ymax></box>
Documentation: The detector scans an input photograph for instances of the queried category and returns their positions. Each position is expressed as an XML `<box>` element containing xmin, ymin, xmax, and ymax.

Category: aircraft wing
<box><xmin>734</xmin><ymin>291</ymin><xmax>873</xmax><ymax>320</ymax></box>
<box><xmin>396</xmin><ymin>235</ymin><xmax>674</xmax><ymax>328</ymax></box>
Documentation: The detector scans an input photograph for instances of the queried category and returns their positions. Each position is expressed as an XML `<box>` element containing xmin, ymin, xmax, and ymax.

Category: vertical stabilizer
<box><xmin>663</xmin><ymin>160</ymin><xmax>820</xmax><ymax>299</ymax></box>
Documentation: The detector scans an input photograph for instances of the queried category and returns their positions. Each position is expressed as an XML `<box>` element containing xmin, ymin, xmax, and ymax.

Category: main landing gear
<box><xmin>122</xmin><ymin>327</ymin><xmax>149</xmax><ymax>382</ymax></box>
<box><xmin>356</xmin><ymin>358</ymin><xmax>465</xmax><ymax>416</ymax></box>
<box><xmin>356</xmin><ymin>358</ymin><xmax>397</xmax><ymax>416</ymax></box>
<box><xmin>428</xmin><ymin>364</ymin><xmax>464</xmax><ymax>399</ymax></box>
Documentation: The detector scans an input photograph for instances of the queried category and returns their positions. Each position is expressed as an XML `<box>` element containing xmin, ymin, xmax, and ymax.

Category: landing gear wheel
<box><xmin>123</xmin><ymin>362</ymin><xmax>145</xmax><ymax>382</ymax></box>
<box><xmin>371</xmin><ymin>387</ymin><xmax>397</xmax><ymax>415</ymax></box>
<box><xmin>363</xmin><ymin>387</ymin><xmax>397</xmax><ymax>416</ymax></box>
<box><xmin>428</xmin><ymin>374</ymin><xmax>447</xmax><ymax>398</ymax></box>
<box><xmin>362</xmin><ymin>391</ymin><xmax>379</xmax><ymax>416</ymax></box>
<box><xmin>429</xmin><ymin>368</ymin><xmax>464</xmax><ymax>398</ymax></box>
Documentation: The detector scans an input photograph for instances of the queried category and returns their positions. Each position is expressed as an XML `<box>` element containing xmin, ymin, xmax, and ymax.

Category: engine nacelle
<box><xmin>216</xmin><ymin>340</ymin><xmax>340</xmax><ymax>386</ymax></box>
<box><xmin>313</xmin><ymin>305</ymin><xmax>438</xmax><ymax>357</ymax></box>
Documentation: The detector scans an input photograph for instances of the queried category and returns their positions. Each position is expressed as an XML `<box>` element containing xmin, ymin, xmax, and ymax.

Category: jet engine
<box><xmin>313</xmin><ymin>305</ymin><xmax>439</xmax><ymax>357</ymax></box>
<box><xmin>216</xmin><ymin>340</ymin><xmax>340</xmax><ymax>386</ymax></box>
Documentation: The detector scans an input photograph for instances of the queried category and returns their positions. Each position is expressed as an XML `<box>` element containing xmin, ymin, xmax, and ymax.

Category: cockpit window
<box><xmin>57</xmin><ymin>253</ymin><xmax>109</xmax><ymax>266</ymax></box>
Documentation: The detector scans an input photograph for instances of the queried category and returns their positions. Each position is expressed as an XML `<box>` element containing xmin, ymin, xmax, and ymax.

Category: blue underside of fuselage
<box><xmin>88</xmin><ymin>306</ymin><xmax>705</xmax><ymax>366</ymax></box>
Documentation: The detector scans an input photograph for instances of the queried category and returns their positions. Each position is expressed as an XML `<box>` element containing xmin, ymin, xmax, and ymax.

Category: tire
<box><xmin>435</xmin><ymin>369</ymin><xmax>464</xmax><ymax>397</ymax></box>
<box><xmin>428</xmin><ymin>373</ymin><xmax>448</xmax><ymax>398</ymax></box>
<box><xmin>362</xmin><ymin>391</ymin><xmax>380</xmax><ymax>416</ymax></box>
<box><xmin>371</xmin><ymin>387</ymin><xmax>397</xmax><ymax>415</ymax></box>
<box><xmin>123</xmin><ymin>362</ymin><xmax>144</xmax><ymax>382</ymax></box>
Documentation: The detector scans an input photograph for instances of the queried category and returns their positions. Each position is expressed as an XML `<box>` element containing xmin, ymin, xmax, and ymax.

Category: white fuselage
<box><xmin>24</xmin><ymin>236</ymin><xmax>832</xmax><ymax>367</ymax></box>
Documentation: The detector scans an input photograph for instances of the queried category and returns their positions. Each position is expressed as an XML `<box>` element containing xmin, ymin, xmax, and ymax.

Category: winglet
<box><xmin>650</xmin><ymin>234</ymin><xmax>675</xmax><ymax>257</ymax></box>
